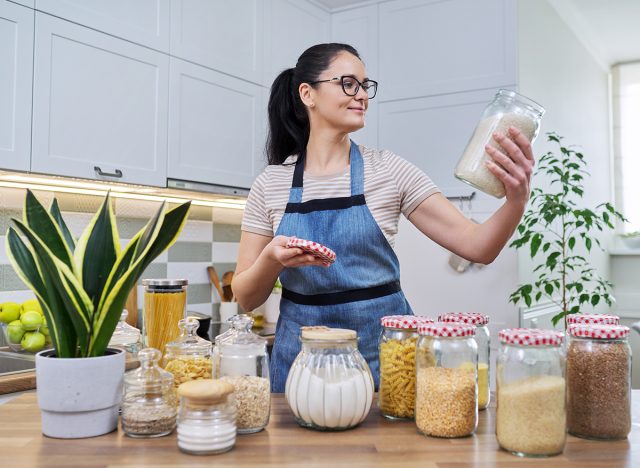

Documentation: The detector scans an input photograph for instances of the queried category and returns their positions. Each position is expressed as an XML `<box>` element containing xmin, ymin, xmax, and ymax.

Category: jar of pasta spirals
<box><xmin>378</xmin><ymin>315</ymin><xmax>433</xmax><ymax>420</ymax></box>
<box><xmin>142</xmin><ymin>279</ymin><xmax>188</xmax><ymax>356</ymax></box>
<box><xmin>163</xmin><ymin>317</ymin><xmax>213</xmax><ymax>391</ymax></box>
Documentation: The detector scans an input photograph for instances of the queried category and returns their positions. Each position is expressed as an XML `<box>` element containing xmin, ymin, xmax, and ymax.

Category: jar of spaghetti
<box><xmin>163</xmin><ymin>317</ymin><xmax>213</xmax><ymax>390</ymax></box>
<box><xmin>142</xmin><ymin>279</ymin><xmax>188</xmax><ymax>355</ymax></box>
<box><xmin>378</xmin><ymin>315</ymin><xmax>433</xmax><ymax>419</ymax></box>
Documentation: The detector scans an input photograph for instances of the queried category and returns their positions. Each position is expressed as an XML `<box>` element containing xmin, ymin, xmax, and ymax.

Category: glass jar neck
<box><xmin>301</xmin><ymin>338</ymin><xmax>357</xmax><ymax>351</ymax></box>
<box><xmin>495</xmin><ymin>89</ymin><xmax>545</xmax><ymax>117</ymax></box>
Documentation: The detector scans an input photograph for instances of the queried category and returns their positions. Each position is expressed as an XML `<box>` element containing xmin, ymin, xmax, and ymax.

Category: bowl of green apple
<box><xmin>0</xmin><ymin>299</ymin><xmax>52</xmax><ymax>354</ymax></box>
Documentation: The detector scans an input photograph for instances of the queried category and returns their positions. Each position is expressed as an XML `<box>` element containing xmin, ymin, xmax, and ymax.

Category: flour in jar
<box><xmin>455</xmin><ymin>113</ymin><xmax>537</xmax><ymax>198</ymax></box>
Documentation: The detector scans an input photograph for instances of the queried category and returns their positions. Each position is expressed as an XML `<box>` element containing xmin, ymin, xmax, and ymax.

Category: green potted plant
<box><xmin>509</xmin><ymin>133</ymin><xmax>626</xmax><ymax>329</ymax></box>
<box><xmin>5</xmin><ymin>189</ymin><xmax>190</xmax><ymax>438</ymax></box>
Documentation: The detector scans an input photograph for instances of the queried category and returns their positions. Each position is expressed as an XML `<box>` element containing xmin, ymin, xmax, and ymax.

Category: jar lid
<box><xmin>438</xmin><ymin>312</ymin><xmax>489</xmax><ymax>326</ymax></box>
<box><xmin>498</xmin><ymin>328</ymin><xmax>563</xmax><ymax>346</ymax></box>
<box><xmin>124</xmin><ymin>348</ymin><xmax>174</xmax><ymax>390</ymax></box>
<box><xmin>417</xmin><ymin>322</ymin><xmax>475</xmax><ymax>337</ymax></box>
<box><xmin>380</xmin><ymin>315</ymin><xmax>434</xmax><ymax>329</ymax></box>
<box><xmin>301</xmin><ymin>326</ymin><xmax>356</xmax><ymax>341</ymax></box>
<box><xmin>566</xmin><ymin>313</ymin><xmax>620</xmax><ymax>325</ymax></box>
<box><xmin>109</xmin><ymin>309</ymin><xmax>141</xmax><ymax>346</ymax></box>
<box><xmin>165</xmin><ymin>317</ymin><xmax>212</xmax><ymax>356</ymax></box>
<box><xmin>178</xmin><ymin>379</ymin><xmax>234</xmax><ymax>404</ymax></box>
<box><xmin>568</xmin><ymin>324</ymin><xmax>630</xmax><ymax>339</ymax></box>
<box><xmin>142</xmin><ymin>278</ymin><xmax>188</xmax><ymax>286</ymax></box>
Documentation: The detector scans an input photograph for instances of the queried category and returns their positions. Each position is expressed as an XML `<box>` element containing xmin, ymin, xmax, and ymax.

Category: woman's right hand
<box><xmin>266</xmin><ymin>235</ymin><xmax>331</xmax><ymax>268</ymax></box>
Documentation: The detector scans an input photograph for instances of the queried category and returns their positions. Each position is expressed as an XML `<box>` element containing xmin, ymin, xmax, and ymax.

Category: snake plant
<box><xmin>5</xmin><ymin>189</ymin><xmax>190</xmax><ymax>358</ymax></box>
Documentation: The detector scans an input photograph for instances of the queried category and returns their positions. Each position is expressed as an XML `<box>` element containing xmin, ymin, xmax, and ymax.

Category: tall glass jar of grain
<box><xmin>454</xmin><ymin>89</ymin><xmax>545</xmax><ymax>198</ymax></box>
<box><xmin>567</xmin><ymin>324</ymin><xmax>631</xmax><ymax>440</ymax></box>
<box><xmin>438</xmin><ymin>313</ymin><xmax>490</xmax><ymax>410</ymax></box>
<box><xmin>496</xmin><ymin>329</ymin><xmax>565</xmax><ymax>457</ymax></box>
<box><xmin>378</xmin><ymin>315</ymin><xmax>433</xmax><ymax>420</ymax></box>
<box><xmin>415</xmin><ymin>322</ymin><xmax>478</xmax><ymax>438</ymax></box>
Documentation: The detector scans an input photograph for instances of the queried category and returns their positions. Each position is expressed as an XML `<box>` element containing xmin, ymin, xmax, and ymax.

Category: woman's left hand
<box><xmin>484</xmin><ymin>126</ymin><xmax>535</xmax><ymax>207</ymax></box>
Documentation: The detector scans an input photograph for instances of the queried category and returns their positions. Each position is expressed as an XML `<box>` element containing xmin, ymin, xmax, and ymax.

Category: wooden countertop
<box><xmin>0</xmin><ymin>392</ymin><xmax>638</xmax><ymax>466</ymax></box>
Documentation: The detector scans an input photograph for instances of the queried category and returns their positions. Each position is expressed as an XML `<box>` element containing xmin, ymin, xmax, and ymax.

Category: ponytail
<box><xmin>266</xmin><ymin>43</ymin><xmax>361</xmax><ymax>165</ymax></box>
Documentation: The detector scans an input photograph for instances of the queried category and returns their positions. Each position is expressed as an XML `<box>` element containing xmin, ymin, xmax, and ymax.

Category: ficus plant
<box><xmin>509</xmin><ymin>133</ymin><xmax>626</xmax><ymax>329</ymax></box>
<box><xmin>5</xmin><ymin>189</ymin><xmax>190</xmax><ymax>358</ymax></box>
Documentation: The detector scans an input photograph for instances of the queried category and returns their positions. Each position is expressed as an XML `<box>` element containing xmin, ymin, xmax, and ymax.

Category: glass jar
<box><xmin>285</xmin><ymin>326</ymin><xmax>374</xmax><ymax>431</ymax></box>
<box><xmin>415</xmin><ymin>322</ymin><xmax>478</xmax><ymax>438</ymax></box>
<box><xmin>378</xmin><ymin>315</ymin><xmax>433</xmax><ymax>420</ymax></box>
<box><xmin>121</xmin><ymin>348</ymin><xmax>177</xmax><ymax>438</ymax></box>
<box><xmin>454</xmin><ymin>89</ymin><xmax>545</xmax><ymax>198</ymax></box>
<box><xmin>496</xmin><ymin>329</ymin><xmax>565</xmax><ymax>457</ymax></box>
<box><xmin>212</xmin><ymin>314</ymin><xmax>270</xmax><ymax>433</ymax></box>
<box><xmin>177</xmin><ymin>379</ymin><xmax>237</xmax><ymax>455</ymax></box>
<box><xmin>163</xmin><ymin>317</ymin><xmax>213</xmax><ymax>390</ymax></box>
<box><xmin>439</xmin><ymin>312</ymin><xmax>490</xmax><ymax>410</ymax></box>
<box><xmin>567</xmin><ymin>324</ymin><xmax>631</xmax><ymax>440</ymax></box>
<box><xmin>109</xmin><ymin>309</ymin><xmax>142</xmax><ymax>357</ymax></box>
<box><xmin>142</xmin><ymin>279</ymin><xmax>188</xmax><ymax>355</ymax></box>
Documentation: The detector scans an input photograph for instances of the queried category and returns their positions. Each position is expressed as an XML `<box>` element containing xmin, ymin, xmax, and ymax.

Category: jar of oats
<box><xmin>415</xmin><ymin>322</ymin><xmax>477</xmax><ymax>438</ymax></box>
<box><xmin>567</xmin><ymin>324</ymin><xmax>631</xmax><ymax>440</ymax></box>
<box><xmin>438</xmin><ymin>312</ymin><xmax>490</xmax><ymax>410</ymax></box>
<box><xmin>454</xmin><ymin>89</ymin><xmax>545</xmax><ymax>198</ymax></box>
<box><xmin>378</xmin><ymin>315</ymin><xmax>433</xmax><ymax>420</ymax></box>
<box><xmin>496</xmin><ymin>329</ymin><xmax>565</xmax><ymax>457</ymax></box>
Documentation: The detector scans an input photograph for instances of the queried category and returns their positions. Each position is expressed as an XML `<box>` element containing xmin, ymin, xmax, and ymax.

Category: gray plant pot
<box><xmin>35</xmin><ymin>347</ymin><xmax>125</xmax><ymax>439</ymax></box>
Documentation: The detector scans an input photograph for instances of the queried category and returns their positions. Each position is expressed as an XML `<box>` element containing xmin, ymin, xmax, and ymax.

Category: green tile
<box><xmin>187</xmin><ymin>283</ymin><xmax>212</xmax><ymax>305</ymax></box>
<box><xmin>1</xmin><ymin>265</ymin><xmax>29</xmax><ymax>291</ymax></box>
<box><xmin>168</xmin><ymin>242</ymin><xmax>212</xmax><ymax>262</ymax></box>
<box><xmin>0</xmin><ymin>209</ymin><xmax>23</xmax><ymax>233</ymax></box>
<box><xmin>137</xmin><ymin>263</ymin><xmax>168</xmax><ymax>285</ymax></box>
<box><xmin>117</xmin><ymin>218</ymin><xmax>148</xmax><ymax>239</ymax></box>
<box><xmin>213</xmin><ymin>223</ymin><xmax>242</xmax><ymax>242</ymax></box>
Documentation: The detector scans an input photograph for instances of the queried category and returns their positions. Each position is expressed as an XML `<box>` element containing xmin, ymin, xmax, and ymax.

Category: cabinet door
<box><xmin>0</xmin><ymin>1</ymin><xmax>33</xmax><ymax>172</ymax></box>
<box><xmin>170</xmin><ymin>0</ymin><xmax>264</xmax><ymax>84</ymax></box>
<box><xmin>168</xmin><ymin>58</ymin><xmax>264</xmax><ymax>189</ymax></box>
<box><xmin>10</xmin><ymin>0</ymin><xmax>34</xmax><ymax>8</ymax></box>
<box><xmin>35</xmin><ymin>0</ymin><xmax>170</xmax><ymax>51</ymax></box>
<box><xmin>31</xmin><ymin>13</ymin><xmax>169</xmax><ymax>187</ymax></box>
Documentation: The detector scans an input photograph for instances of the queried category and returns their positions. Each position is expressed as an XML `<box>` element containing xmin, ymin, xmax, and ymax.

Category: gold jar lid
<box><xmin>301</xmin><ymin>326</ymin><xmax>357</xmax><ymax>341</ymax></box>
<box><xmin>178</xmin><ymin>379</ymin><xmax>234</xmax><ymax>404</ymax></box>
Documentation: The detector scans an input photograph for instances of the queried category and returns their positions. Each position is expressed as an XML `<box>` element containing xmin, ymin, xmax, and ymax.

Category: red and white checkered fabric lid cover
<box><xmin>381</xmin><ymin>315</ymin><xmax>434</xmax><ymax>329</ymax></box>
<box><xmin>566</xmin><ymin>313</ymin><xmax>620</xmax><ymax>326</ymax></box>
<box><xmin>569</xmin><ymin>324</ymin><xmax>630</xmax><ymax>339</ymax></box>
<box><xmin>438</xmin><ymin>312</ymin><xmax>489</xmax><ymax>326</ymax></box>
<box><xmin>286</xmin><ymin>238</ymin><xmax>337</xmax><ymax>264</ymax></box>
<box><xmin>417</xmin><ymin>322</ymin><xmax>475</xmax><ymax>337</ymax></box>
<box><xmin>499</xmin><ymin>328</ymin><xmax>563</xmax><ymax>346</ymax></box>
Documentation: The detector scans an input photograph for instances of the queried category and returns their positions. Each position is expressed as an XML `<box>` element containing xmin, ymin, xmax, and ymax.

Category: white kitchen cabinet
<box><xmin>0</xmin><ymin>0</ymin><xmax>33</xmax><ymax>172</ymax></box>
<box><xmin>378</xmin><ymin>0</ymin><xmax>517</xmax><ymax>101</ymax></box>
<box><xmin>35</xmin><ymin>0</ymin><xmax>170</xmax><ymax>52</ymax></box>
<box><xmin>168</xmin><ymin>58</ymin><xmax>265</xmax><ymax>189</ymax></box>
<box><xmin>170</xmin><ymin>0</ymin><xmax>264</xmax><ymax>85</ymax></box>
<box><xmin>9</xmin><ymin>0</ymin><xmax>34</xmax><ymax>8</ymax></box>
<box><xmin>31</xmin><ymin>12</ymin><xmax>168</xmax><ymax>187</ymax></box>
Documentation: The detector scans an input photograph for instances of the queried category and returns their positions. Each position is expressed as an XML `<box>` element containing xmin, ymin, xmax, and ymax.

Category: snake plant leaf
<box><xmin>23</xmin><ymin>190</ymin><xmax>74</xmax><ymax>272</ymax></box>
<box><xmin>73</xmin><ymin>193</ymin><xmax>120</xmax><ymax>312</ymax></box>
<box><xmin>49</xmin><ymin>199</ymin><xmax>75</xmax><ymax>252</ymax></box>
<box><xmin>5</xmin><ymin>228</ymin><xmax>77</xmax><ymax>357</ymax></box>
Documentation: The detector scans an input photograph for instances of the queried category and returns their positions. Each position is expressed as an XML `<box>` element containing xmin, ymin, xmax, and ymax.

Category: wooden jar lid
<box><xmin>301</xmin><ymin>326</ymin><xmax>357</xmax><ymax>341</ymax></box>
<box><xmin>178</xmin><ymin>379</ymin><xmax>234</xmax><ymax>403</ymax></box>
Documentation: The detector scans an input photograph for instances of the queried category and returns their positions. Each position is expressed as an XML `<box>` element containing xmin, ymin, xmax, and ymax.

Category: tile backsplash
<box><xmin>0</xmin><ymin>186</ymin><xmax>243</xmax><ymax>328</ymax></box>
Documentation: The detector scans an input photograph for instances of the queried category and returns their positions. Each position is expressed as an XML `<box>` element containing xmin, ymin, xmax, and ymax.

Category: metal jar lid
<box><xmin>142</xmin><ymin>278</ymin><xmax>188</xmax><ymax>292</ymax></box>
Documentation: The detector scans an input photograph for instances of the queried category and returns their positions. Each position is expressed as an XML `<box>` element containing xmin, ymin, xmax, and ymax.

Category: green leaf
<box><xmin>585</xmin><ymin>237</ymin><xmax>592</xmax><ymax>251</ymax></box>
<box><xmin>568</xmin><ymin>237</ymin><xmax>575</xmax><ymax>250</ymax></box>
<box><xmin>49</xmin><ymin>199</ymin><xmax>75</xmax><ymax>252</ymax></box>
<box><xmin>545</xmin><ymin>283</ymin><xmax>554</xmax><ymax>295</ymax></box>
<box><xmin>530</xmin><ymin>233</ymin><xmax>542</xmax><ymax>257</ymax></box>
<box><xmin>591</xmin><ymin>295</ymin><xmax>600</xmax><ymax>307</ymax></box>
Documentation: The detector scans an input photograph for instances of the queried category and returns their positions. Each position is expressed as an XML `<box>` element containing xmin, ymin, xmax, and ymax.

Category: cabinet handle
<box><xmin>94</xmin><ymin>166</ymin><xmax>123</xmax><ymax>178</ymax></box>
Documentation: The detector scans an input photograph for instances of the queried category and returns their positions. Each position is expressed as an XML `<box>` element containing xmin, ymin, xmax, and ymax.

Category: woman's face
<box><xmin>303</xmin><ymin>52</ymin><xmax>370</xmax><ymax>134</ymax></box>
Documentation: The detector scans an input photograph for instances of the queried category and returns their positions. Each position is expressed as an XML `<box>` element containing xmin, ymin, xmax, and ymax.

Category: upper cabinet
<box><xmin>35</xmin><ymin>0</ymin><xmax>170</xmax><ymax>52</ymax></box>
<box><xmin>0</xmin><ymin>1</ymin><xmax>33</xmax><ymax>172</ymax></box>
<box><xmin>170</xmin><ymin>0</ymin><xmax>264</xmax><ymax>85</ymax></box>
<box><xmin>168</xmin><ymin>58</ymin><xmax>265</xmax><ymax>189</ymax></box>
<box><xmin>31</xmin><ymin>12</ymin><xmax>169</xmax><ymax>187</ymax></box>
<box><xmin>378</xmin><ymin>0</ymin><xmax>517</xmax><ymax>101</ymax></box>
<box><xmin>10</xmin><ymin>0</ymin><xmax>34</xmax><ymax>8</ymax></box>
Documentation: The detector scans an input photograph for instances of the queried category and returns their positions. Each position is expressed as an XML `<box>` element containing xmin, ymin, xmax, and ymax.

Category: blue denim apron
<box><xmin>270</xmin><ymin>141</ymin><xmax>413</xmax><ymax>392</ymax></box>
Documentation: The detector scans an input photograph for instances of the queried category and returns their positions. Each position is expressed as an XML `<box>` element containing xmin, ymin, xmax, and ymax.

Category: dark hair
<box><xmin>266</xmin><ymin>43</ymin><xmax>361</xmax><ymax>165</ymax></box>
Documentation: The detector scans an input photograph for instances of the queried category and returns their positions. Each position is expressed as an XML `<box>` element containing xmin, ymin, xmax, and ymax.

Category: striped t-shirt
<box><xmin>241</xmin><ymin>145</ymin><xmax>440</xmax><ymax>247</ymax></box>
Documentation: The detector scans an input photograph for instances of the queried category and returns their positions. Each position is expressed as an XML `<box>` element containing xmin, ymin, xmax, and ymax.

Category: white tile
<box><xmin>0</xmin><ymin>236</ymin><xmax>7</xmax><ymax>264</ymax></box>
<box><xmin>115</xmin><ymin>198</ymin><xmax>163</xmax><ymax>218</ymax></box>
<box><xmin>211</xmin><ymin>207</ymin><xmax>244</xmax><ymax>225</ymax></box>
<box><xmin>62</xmin><ymin>212</ymin><xmax>94</xmax><ymax>238</ymax></box>
<box><xmin>0</xmin><ymin>290</ymin><xmax>38</xmax><ymax>303</ymax></box>
<box><xmin>213</xmin><ymin>242</ymin><xmax>239</xmax><ymax>263</ymax></box>
<box><xmin>166</xmin><ymin>262</ymin><xmax>211</xmax><ymax>285</ymax></box>
<box><xmin>0</xmin><ymin>187</ymin><xmax>28</xmax><ymax>209</ymax></box>
<box><xmin>175</xmin><ymin>220</ymin><xmax>213</xmax><ymax>243</ymax></box>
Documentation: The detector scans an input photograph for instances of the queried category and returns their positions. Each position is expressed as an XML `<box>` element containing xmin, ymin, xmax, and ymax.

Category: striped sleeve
<box><xmin>384</xmin><ymin>151</ymin><xmax>441</xmax><ymax>217</ymax></box>
<box><xmin>241</xmin><ymin>169</ymin><xmax>274</xmax><ymax>237</ymax></box>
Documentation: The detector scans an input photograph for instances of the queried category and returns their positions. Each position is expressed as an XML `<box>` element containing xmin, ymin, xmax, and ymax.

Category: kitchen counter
<box><xmin>0</xmin><ymin>392</ymin><xmax>638</xmax><ymax>466</ymax></box>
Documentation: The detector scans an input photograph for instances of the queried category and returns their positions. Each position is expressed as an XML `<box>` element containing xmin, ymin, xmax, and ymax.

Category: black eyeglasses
<box><xmin>309</xmin><ymin>75</ymin><xmax>378</xmax><ymax>99</ymax></box>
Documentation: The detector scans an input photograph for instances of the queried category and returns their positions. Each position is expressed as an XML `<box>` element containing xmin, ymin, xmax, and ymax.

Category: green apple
<box><xmin>40</xmin><ymin>323</ymin><xmax>50</xmax><ymax>336</ymax></box>
<box><xmin>20</xmin><ymin>310</ymin><xmax>43</xmax><ymax>331</ymax></box>
<box><xmin>7</xmin><ymin>320</ymin><xmax>25</xmax><ymax>344</ymax></box>
<box><xmin>21</xmin><ymin>331</ymin><xmax>46</xmax><ymax>353</ymax></box>
<box><xmin>44</xmin><ymin>334</ymin><xmax>52</xmax><ymax>345</ymax></box>
<box><xmin>21</xmin><ymin>299</ymin><xmax>42</xmax><ymax>315</ymax></box>
<box><xmin>0</xmin><ymin>302</ymin><xmax>21</xmax><ymax>324</ymax></box>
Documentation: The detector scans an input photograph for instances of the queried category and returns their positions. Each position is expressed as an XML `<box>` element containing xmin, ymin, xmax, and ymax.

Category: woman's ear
<box><xmin>299</xmin><ymin>82</ymin><xmax>315</xmax><ymax>109</ymax></box>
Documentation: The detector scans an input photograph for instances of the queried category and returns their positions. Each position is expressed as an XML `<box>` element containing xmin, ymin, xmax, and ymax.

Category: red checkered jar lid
<box><xmin>381</xmin><ymin>315</ymin><xmax>434</xmax><ymax>329</ymax></box>
<box><xmin>438</xmin><ymin>312</ymin><xmax>489</xmax><ymax>326</ymax></box>
<box><xmin>499</xmin><ymin>328</ymin><xmax>563</xmax><ymax>347</ymax></box>
<box><xmin>417</xmin><ymin>322</ymin><xmax>475</xmax><ymax>337</ymax></box>
<box><xmin>568</xmin><ymin>324</ymin><xmax>630</xmax><ymax>340</ymax></box>
<box><xmin>566</xmin><ymin>314</ymin><xmax>620</xmax><ymax>325</ymax></box>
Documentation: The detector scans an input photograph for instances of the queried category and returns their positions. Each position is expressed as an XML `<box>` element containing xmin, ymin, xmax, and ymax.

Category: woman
<box><xmin>233</xmin><ymin>43</ymin><xmax>534</xmax><ymax>392</ymax></box>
